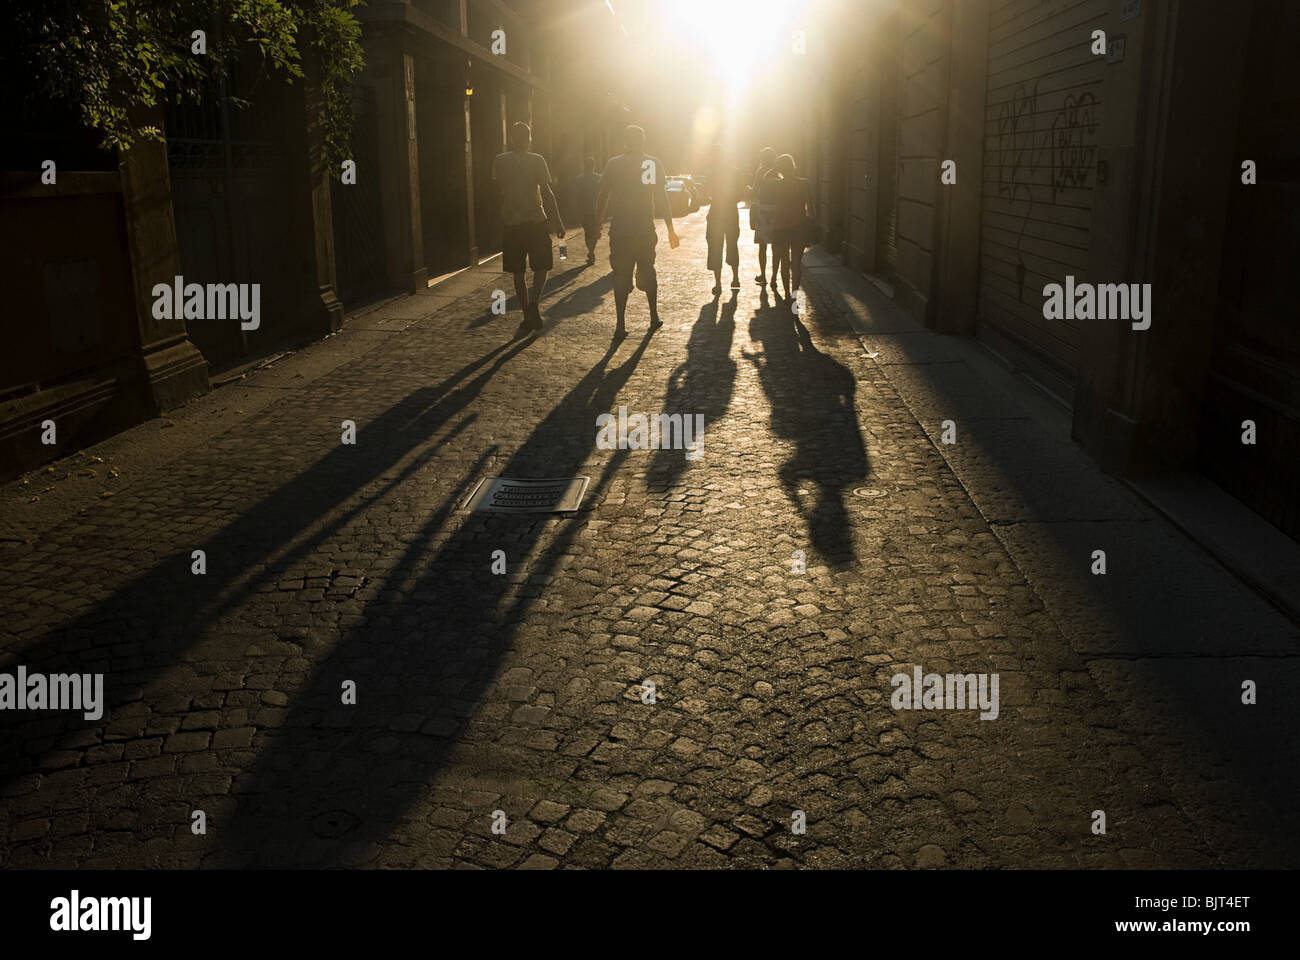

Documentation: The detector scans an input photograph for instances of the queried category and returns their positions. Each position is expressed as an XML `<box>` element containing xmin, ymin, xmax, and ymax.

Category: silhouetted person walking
<box><xmin>770</xmin><ymin>153</ymin><xmax>814</xmax><ymax>299</ymax></box>
<box><xmin>573</xmin><ymin>157</ymin><xmax>602</xmax><ymax>265</ymax></box>
<box><xmin>493</xmin><ymin>121</ymin><xmax>565</xmax><ymax>337</ymax></box>
<box><xmin>705</xmin><ymin>144</ymin><xmax>742</xmax><ymax>295</ymax></box>
<box><xmin>595</xmin><ymin>124</ymin><xmax>679</xmax><ymax>339</ymax></box>
<box><xmin>749</xmin><ymin>146</ymin><xmax>778</xmax><ymax>288</ymax></box>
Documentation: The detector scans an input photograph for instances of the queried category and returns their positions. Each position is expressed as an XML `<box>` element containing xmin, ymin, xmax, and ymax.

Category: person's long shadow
<box><xmin>467</xmin><ymin>262</ymin><xmax>597</xmax><ymax>329</ymax></box>
<box><xmin>213</xmin><ymin>333</ymin><xmax>653</xmax><ymax>866</ymax></box>
<box><xmin>544</xmin><ymin>272</ymin><xmax>615</xmax><ymax>322</ymax></box>
<box><xmin>0</xmin><ymin>337</ymin><xmax>536</xmax><ymax>784</ymax></box>
<box><xmin>647</xmin><ymin>291</ymin><xmax>738</xmax><ymax>490</ymax></box>
<box><xmin>743</xmin><ymin>296</ymin><xmax>868</xmax><ymax>566</ymax></box>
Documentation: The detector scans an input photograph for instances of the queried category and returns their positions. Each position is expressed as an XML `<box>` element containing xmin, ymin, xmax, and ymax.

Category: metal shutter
<box><xmin>978</xmin><ymin>0</ymin><xmax>1106</xmax><ymax>402</ymax></box>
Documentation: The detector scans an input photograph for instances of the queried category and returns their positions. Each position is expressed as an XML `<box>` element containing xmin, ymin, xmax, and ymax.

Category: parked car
<box><xmin>664</xmin><ymin>176</ymin><xmax>693</xmax><ymax>217</ymax></box>
<box><xmin>691</xmin><ymin>174</ymin><xmax>710</xmax><ymax>207</ymax></box>
<box><xmin>676</xmin><ymin>174</ymin><xmax>702</xmax><ymax>212</ymax></box>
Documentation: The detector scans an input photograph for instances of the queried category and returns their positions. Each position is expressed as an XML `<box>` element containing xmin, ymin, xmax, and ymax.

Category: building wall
<box><xmin>842</xmin><ymin>81</ymin><xmax>874</xmax><ymax>274</ymax></box>
<box><xmin>6</xmin><ymin>1</ymin><xmax>578</xmax><ymax>475</ymax></box>
<box><xmin>817</xmin><ymin>0</ymin><xmax>1297</xmax><ymax>541</ymax></box>
<box><xmin>977</xmin><ymin>0</ymin><xmax>1107</xmax><ymax>401</ymax></box>
<box><xmin>817</xmin><ymin>0</ymin><xmax>1106</xmax><ymax>385</ymax></box>
<box><xmin>0</xmin><ymin>140</ymin><xmax>210</xmax><ymax>480</ymax></box>
<box><xmin>165</xmin><ymin>66</ymin><xmax>301</xmax><ymax>369</ymax></box>
<box><xmin>416</xmin><ymin>53</ymin><xmax>473</xmax><ymax>279</ymax></box>
<box><xmin>1197</xmin><ymin>0</ymin><xmax>1300</xmax><ymax>539</ymax></box>
<box><xmin>892</xmin><ymin>0</ymin><xmax>949</xmax><ymax>320</ymax></box>
<box><xmin>356</xmin><ymin>0</ymin><xmax>559</xmax><ymax>281</ymax></box>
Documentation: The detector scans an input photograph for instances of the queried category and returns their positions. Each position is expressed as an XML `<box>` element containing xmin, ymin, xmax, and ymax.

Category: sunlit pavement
<box><xmin>0</xmin><ymin>210</ymin><xmax>1294</xmax><ymax>869</ymax></box>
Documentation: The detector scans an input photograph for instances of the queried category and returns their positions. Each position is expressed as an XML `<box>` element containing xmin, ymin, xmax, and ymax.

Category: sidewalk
<box><xmin>0</xmin><ymin>212</ymin><xmax>1295</xmax><ymax>869</ymax></box>
<box><xmin>803</xmin><ymin>247</ymin><xmax>1300</xmax><ymax>863</ymax></box>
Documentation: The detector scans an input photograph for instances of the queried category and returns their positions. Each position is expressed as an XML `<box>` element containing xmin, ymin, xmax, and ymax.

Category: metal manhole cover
<box><xmin>312</xmin><ymin>809</ymin><xmax>360</xmax><ymax>838</ymax></box>
<box><xmin>463</xmin><ymin>476</ymin><xmax>590</xmax><ymax>513</ymax></box>
<box><xmin>853</xmin><ymin>487</ymin><xmax>888</xmax><ymax>499</ymax></box>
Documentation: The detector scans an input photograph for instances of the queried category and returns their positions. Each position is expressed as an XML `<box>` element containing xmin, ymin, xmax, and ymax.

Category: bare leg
<box><xmin>643</xmin><ymin>257</ymin><xmax>661</xmax><ymax>329</ymax></box>
<box><xmin>614</xmin><ymin>288</ymin><xmax>630</xmax><ymax>334</ymax></box>
<box><xmin>791</xmin><ymin>244</ymin><xmax>804</xmax><ymax>293</ymax></box>
<box><xmin>757</xmin><ymin>242</ymin><xmax>767</xmax><ymax>280</ymax></box>
<box><xmin>728</xmin><ymin>223</ymin><xmax>740</xmax><ymax>286</ymax></box>
<box><xmin>775</xmin><ymin>243</ymin><xmax>790</xmax><ymax>297</ymax></box>
<box><xmin>712</xmin><ymin>267</ymin><xmax>722</xmax><ymax>293</ymax></box>
<box><xmin>530</xmin><ymin>269</ymin><xmax>548</xmax><ymax>311</ymax></box>
<box><xmin>512</xmin><ymin>272</ymin><xmax>530</xmax><ymax>311</ymax></box>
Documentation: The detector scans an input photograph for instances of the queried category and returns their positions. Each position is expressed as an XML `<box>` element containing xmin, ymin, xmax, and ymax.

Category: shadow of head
<box><xmin>647</xmin><ymin>294</ymin><xmax>739</xmax><ymax>490</ymax></box>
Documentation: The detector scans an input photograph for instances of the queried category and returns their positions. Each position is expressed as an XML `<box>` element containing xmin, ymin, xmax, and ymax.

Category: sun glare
<box><xmin>667</xmin><ymin>0</ymin><xmax>804</xmax><ymax>101</ymax></box>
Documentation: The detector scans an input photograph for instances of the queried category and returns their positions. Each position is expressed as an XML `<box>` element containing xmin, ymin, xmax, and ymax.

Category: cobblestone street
<box><xmin>2</xmin><ymin>211</ymin><xmax>1296</xmax><ymax>869</ymax></box>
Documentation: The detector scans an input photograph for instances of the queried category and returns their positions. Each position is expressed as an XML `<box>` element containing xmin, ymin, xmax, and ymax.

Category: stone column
<box><xmin>283</xmin><ymin>47</ymin><xmax>345</xmax><ymax>332</ymax></box>
<box><xmin>930</xmin><ymin>0</ymin><xmax>989</xmax><ymax>335</ymax></box>
<box><xmin>464</xmin><ymin>84</ymin><xmax>479</xmax><ymax>264</ymax></box>
<box><xmin>117</xmin><ymin>115</ymin><xmax>210</xmax><ymax>415</ymax></box>
<box><xmin>367</xmin><ymin>28</ymin><xmax>427</xmax><ymax>292</ymax></box>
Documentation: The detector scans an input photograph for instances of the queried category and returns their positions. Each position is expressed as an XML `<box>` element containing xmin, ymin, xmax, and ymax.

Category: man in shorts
<box><xmin>493</xmin><ymin>122</ymin><xmax>565</xmax><ymax>337</ymax></box>
<box><xmin>705</xmin><ymin>143</ymin><xmax>742</xmax><ymax>295</ymax></box>
<box><xmin>594</xmin><ymin>124</ymin><xmax>680</xmax><ymax>339</ymax></box>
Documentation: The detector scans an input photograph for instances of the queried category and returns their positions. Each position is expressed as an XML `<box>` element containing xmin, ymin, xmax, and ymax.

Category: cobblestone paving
<box><xmin>0</xmin><ymin>212</ymin><xmax>1279</xmax><ymax>868</ymax></box>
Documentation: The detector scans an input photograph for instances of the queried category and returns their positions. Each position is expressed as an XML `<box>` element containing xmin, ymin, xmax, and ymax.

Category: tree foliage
<box><xmin>6</xmin><ymin>0</ymin><xmax>364</xmax><ymax>170</ymax></box>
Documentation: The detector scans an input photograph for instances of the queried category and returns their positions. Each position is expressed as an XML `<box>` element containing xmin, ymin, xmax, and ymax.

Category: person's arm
<box><xmin>594</xmin><ymin>177</ymin><xmax>611</xmax><ymax>225</ymax></box>
<box><xmin>541</xmin><ymin>181</ymin><xmax>564</xmax><ymax>237</ymax></box>
<box><xmin>538</xmin><ymin>157</ymin><xmax>564</xmax><ymax>237</ymax></box>
<box><xmin>655</xmin><ymin>158</ymin><xmax>678</xmax><ymax>247</ymax></box>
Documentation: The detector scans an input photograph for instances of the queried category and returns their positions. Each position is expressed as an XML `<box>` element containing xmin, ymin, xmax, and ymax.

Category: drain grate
<box><xmin>463</xmin><ymin>476</ymin><xmax>590</xmax><ymax>513</ymax></box>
